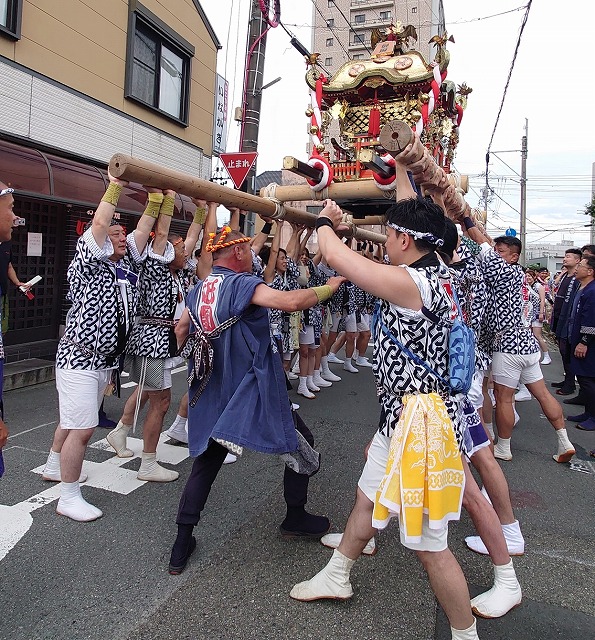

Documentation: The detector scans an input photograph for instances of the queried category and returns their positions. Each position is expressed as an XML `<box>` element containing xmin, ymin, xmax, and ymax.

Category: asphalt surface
<box><xmin>0</xmin><ymin>350</ymin><xmax>594</xmax><ymax>640</ymax></box>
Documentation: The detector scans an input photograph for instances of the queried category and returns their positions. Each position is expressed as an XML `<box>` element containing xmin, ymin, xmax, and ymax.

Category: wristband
<box><xmin>160</xmin><ymin>194</ymin><xmax>175</xmax><ymax>217</ymax></box>
<box><xmin>312</xmin><ymin>285</ymin><xmax>333</xmax><ymax>304</ymax></box>
<box><xmin>143</xmin><ymin>192</ymin><xmax>164</xmax><ymax>219</ymax></box>
<box><xmin>261</xmin><ymin>222</ymin><xmax>273</xmax><ymax>235</ymax></box>
<box><xmin>462</xmin><ymin>216</ymin><xmax>475</xmax><ymax>230</ymax></box>
<box><xmin>193</xmin><ymin>207</ymin><xmax>207</xmax><ymax>225</ymax></box>
<box><xmin>315</xmin><ymin>217</ymin><xmax>334</xmax><ymax>231</ymax></box>
<box><xmin>101</xmin><ymin>183</ymin><xmax>123</xmax><ymax>207</ymax></box>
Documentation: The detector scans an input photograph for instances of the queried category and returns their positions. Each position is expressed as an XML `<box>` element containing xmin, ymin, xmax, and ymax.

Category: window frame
<box><xmin>0</xmin><ymin>0</ymin><xmax>23</xmax><ymax>40</ymax></box>
<box><xmin>327</xmin><ymin>18</ymin><xmax>334</xmax><ymax>27</ymax></box>
<box><xmin>354</xmin><ymin>14</ymin><xmax>365</xmax><ymax>24</ymax></box>
<box><xmin>326</xmin><ymin>37</ymin><xmax>333</xmax><ymax>47</ymax></box>
<box><xmin>324</xmin><ymin>57</ymin><xmax>333</xmax><ymax>67</ymax></box>
<box><xmin>124</xmin><ymin>3</ymin><xmax>194</xmax><ymax>127</ymax></box>
<box><xmin>411</xmin><ymin>6</ymin><xmax>417</xmax><ymax>13</ymax></box>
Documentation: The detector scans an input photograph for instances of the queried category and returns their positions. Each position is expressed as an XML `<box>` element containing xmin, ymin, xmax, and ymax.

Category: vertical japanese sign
<box><xmin>212</xmin><ymin>74</ymin><xmax>228</xmax><ymax>156</ymax></box>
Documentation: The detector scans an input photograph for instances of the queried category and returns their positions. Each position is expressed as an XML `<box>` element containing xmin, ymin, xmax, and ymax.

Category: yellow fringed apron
<box><xmin>372</xmin><ymin>393</ymin><xmax>465</xmax><ymax>544</ymax></box>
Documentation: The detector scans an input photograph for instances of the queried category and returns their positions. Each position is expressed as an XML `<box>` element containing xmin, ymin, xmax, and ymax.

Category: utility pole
<box><xmin>239</xmin><ymin>0</ymin><xmax>270</xmax><ymax>236</ymax></box>
<box><xmin>520</xmin><ymin>119</ymin><xmax>528</xmax><ymax>265</ymax></box>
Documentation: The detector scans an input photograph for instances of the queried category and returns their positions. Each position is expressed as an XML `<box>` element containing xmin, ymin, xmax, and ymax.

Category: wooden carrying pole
<box><xmin>108</xmin><ymin>154</ymin><xmax>387</xmax><ymax>244</ymax></box>
<box><xmin>261</xmin><ymin>165</ymin><xmax>396</xmax><ymax>203</ymax></box>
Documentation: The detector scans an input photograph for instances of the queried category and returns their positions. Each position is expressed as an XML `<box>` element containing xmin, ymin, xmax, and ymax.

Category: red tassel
<box><xmin>368</xmin><ymin>106</ymin><xmax>381</xmax><ymax>137</ymax></box>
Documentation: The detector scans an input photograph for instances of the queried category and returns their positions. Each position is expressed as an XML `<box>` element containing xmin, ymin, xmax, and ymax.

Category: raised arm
<box><xmin>315</xmin><ymin>200</ymin><xmax>422</xmax><ymax>309</ymax></box>
<box><xmin>263</xmin><ymin>220</ymin><xmax>283</xmax><ymax>284</ymax></box>
<box><xmin>251</xmin><ymin>275</ymin><xmax>346</xmax><ymax>311</ymax></box>
<box><xmin>251</xmin><ymin>218</ymin><xmax>273</xmax><ymax>255</ymax></box>
<box><xmin>184</xmin><ymin>198</ymin><xmax>210</xmax><ymax>255</ymax></box>
<box><xmin>92</xmin><ymin>171</ymin><xmax>128</xmax><ymax>248</ymax></box>
<box><xmin>285</xmin><ymin>224</ymin><xmax>303</xmax><ymax>262</ymax></box>
<box><xmin>151</xmin><ymin>190</ymin><xmax>176</xmax><ymax>256</ymax></box>
<box><xmin>196</xmin><ymin>201</ymin><xmax>218</xmax><ymax>280</ymax></box>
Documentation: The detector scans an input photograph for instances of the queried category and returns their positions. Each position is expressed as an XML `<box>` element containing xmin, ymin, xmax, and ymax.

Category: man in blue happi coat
<box><xmin>169</xmin><ymin>225</ymin><xmax>346</xmax><ymax>574</ymax></box>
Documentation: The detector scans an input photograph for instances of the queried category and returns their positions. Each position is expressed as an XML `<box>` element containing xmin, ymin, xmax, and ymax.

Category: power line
<box><xmin>486</xmin><ymin>1</ymin><xmax>533</xmax><ymax>154</ymax></box>
<box><xmin>308</xmin><ymin>0</ymin><xmax>351</xmax><ymax>61</ymax></box>
<box><xmin>324</xmin><ymin>0</ymin><xmax>373</xmax><ymax>55</ymax></box>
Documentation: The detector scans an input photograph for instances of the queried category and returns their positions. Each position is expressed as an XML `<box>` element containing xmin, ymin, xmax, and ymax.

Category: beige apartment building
<box><xmin>0</xmin><ymin>0</ymin><xmax>220</xmax><ymax>359</ymax></box>
<box><xmin>312</xmin><ymin>0</ymin><xmax>445</xmax><ymax>74</ymax></box>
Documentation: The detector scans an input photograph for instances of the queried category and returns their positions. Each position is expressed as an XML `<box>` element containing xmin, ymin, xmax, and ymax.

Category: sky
<box><xmin>200</xmin><ymin>0</ymin><xmax>595</xmax><ymax>246</ymax></box>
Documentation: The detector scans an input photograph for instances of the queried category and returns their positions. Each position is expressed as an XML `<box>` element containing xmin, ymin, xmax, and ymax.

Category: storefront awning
<box><xmin>0</xmin><ymin>138</ymin><xmax>196</xmax><ymax>220</ymax></box>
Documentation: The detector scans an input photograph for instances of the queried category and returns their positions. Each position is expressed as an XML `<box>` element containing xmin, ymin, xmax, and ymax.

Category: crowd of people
<box><xmin>1</xmin><ymin>134</ymin><xmax>594</xmax><ymax>639</ymax></box>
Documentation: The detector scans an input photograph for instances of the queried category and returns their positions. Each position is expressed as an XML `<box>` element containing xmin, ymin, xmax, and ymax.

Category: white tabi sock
<box><xmin>57</xmin><ymin>481</ymin><xmax>102</xmax><ymax>522</ymax></box>
<box><xmin>290</xmin><ymin>550</ymin><xmax>355</xmax><ymax>601</ymax></box>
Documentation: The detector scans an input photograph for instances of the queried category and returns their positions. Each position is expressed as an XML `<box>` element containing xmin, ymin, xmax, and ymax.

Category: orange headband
<box><xmin>205</xmin><ymin>226</ymin><xmax>252</xmax><ymax>253</ymax></box>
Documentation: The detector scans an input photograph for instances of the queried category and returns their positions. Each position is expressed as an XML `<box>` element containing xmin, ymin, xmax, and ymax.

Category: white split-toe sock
<box><xmin>320</xmin><ymin>532</ymin><xmax>376</xmax><ymax>556</ymax></box>
<box><xmin>471</xmin><ymin>559</ymin><xmax>522</xmax><ymax>618</ymax></box>
<box><xmin>321</xmin><ymin>367</ymin><xmax>341</xmax><ymax>382</ymax></box>
<box><xmin>164</xmin><ymin>415</ymin><xmax>188</xmax><ymax>443</ymax></box>
<box><xmin>290</xmin><ymin>549</ymin><xmax>355</xmax><ymax>601</ymax></box>
<box><xmin>312</xmin><ymin>370</ymin><xmax>332</xmax><ymax>388</ymax></box>
<box><xmin>42</xmin><ymin>450</ymin><xmax>88</xmax><ymax>483</ymax></box>
<box><xmin>465</xmin><ymin>520</ymin><xmax>525</xmax><ymax>556</ymax></box>
<box><xmin>553</xmin><ymin>429</ymin><xmax>575</xmax><ymax>463</ymax></box>
<box><xmin>493</xmin><ymin>437</ymin><xmax>512</xmax><ymax>461</ymax></box>
<box><xmin>137</xmin><ymin>452</ymin><xmax>179</xmax><ymax>482</ymax></box>
<box><xmin>451</xmin><ymin>619</ymin><xmax>479</xmax><ymax>640</ymax></box>
<box><xmin>354</xmin><ymin>356</ymin><xmax>373</xmax><ymax>367</ymax></box>
<box><xmin>56</xmin><ymin>481</ymin><xmax>102</xmax><ymax>522</ymax></box>
<box><xmin>306</xmin><ymin>375</ymin><xmax>321</xmax><ymax>392</ymax></box>
<box><xmin>297</xmin><ymin>377</ymin><xmax>316</xmax><ymax>399</ymax></box>
<box><xmin>343</xmin><ymin>360</ymin><xmax>359</xmax><ymax>373</ymax></box>
<box><xmin>326</xmin><ymin>353</ymin><xmax>344</xmax><ymax>365</ymax></box>
<box><xmin>106</xmin><ymin>421</ymin><xmax>133</xmax><ymax>457</ymax></box>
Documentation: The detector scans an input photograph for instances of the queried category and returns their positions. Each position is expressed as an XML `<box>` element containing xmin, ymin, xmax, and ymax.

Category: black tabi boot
<box><xmin>280</xmin><ymin>506</ymin><xmax>331</xmax><ymax>538</ymax></box>
<box><xmin>168</xmin><ymin>524</ymin><xmax>197</xmax><ymax>575</ymax></box>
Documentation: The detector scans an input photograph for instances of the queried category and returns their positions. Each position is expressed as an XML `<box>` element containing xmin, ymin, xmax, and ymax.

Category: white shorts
<box><xmin>345</xmin><ymin>312</ymin><xmax>370</xmax><ymax>333</ymax></box>
<box><xmin>330</xmin><ymin>311</ymin><xmax>343</xmax><ymax>333</ymax></box>
<box><xmin>298</xmin><ymin>324</ymin><xmax>315</xmax><ymax>346</ymax></box>
<box><xmin>467</xmin><ymin>370</ymin><xmax>486</xmax><ymax>410</ymax></box>
<box><xmin>358</xmin><ymin>431</ymin><xmax>448</xmax><ymax>552</ymax></box>
<box><xmin>56</xmin><ymin>367</ymin><xmax>113</xmax><ymax>429</ymax></box>
<box><xmin>492</xmin><ymin>351</ymin><xmax>542</xmax><ymax>389</ymax></box>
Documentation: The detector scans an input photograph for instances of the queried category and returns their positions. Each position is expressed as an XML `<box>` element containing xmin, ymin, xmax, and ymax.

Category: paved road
<box><xmin>0</xmin><ymin>352</ymin><xmax>593</xmax><ymax>640</ymax></box>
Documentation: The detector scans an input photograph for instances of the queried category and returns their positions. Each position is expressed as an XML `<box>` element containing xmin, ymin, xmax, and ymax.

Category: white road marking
<box><xmin>7</xmin><ymin>421</ymin><xmax>58</xmax><ymax>440</ymax></box>
<box><xmin>532</xmin><ymin>549</ymin><xmax>595</xmax><ymax>568</ymax></box>
<box><xmin>1</xmin><ymin>434</ymin><xmax>189</xmax><ymax>562</ymax></box>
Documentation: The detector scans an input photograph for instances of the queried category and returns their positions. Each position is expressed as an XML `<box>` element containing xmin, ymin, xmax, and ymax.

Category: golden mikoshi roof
<box><xmin>306</xmin><ymin>49</ymin><xmax>449</xmax><ymax>96</ymax></box>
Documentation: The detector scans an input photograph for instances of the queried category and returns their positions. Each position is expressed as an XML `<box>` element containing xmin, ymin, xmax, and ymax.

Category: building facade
<box><xmin>311</xmin><ymin>0</ymin><xmax>445</xmax><ymax>75</ymax></box>
<box><xmin>0</xmin><ymin>0</ymin><xmax>220</xmax><ymax>361</ymax></box>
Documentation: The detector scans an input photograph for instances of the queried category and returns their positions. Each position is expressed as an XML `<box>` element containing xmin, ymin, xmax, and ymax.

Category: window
<box><xmin>327</xmin><ymin>0</ymin><xmax>334</xmax><ymax>7</ymax></box>
<box><xmin>352</xmin><ymin>54</ymin><xmax>363</xmax><ymax>60</ymax></box>
<box><xmin>411</xmin><ymin>6</ymin><xmax>417</xmax><ymax>13</ymax></box>
<box><xmin>125</xmin><ymin>5</ymin><xmax>194</xmax><ymax>125</ymax></box>
<box><xmin>0</xmin><ymin>0</ymin><xmax>22</xmax><ymax>39</ymax></box>
<box><xmin>326</xmin><ymin>37</ymin><xmax>333</xmax><ymax>47</ymax></box>
<box><xmin>324</xmin><ymin>57</ymin><xmax>333</xmax><ymax>67</ymax></box>
<box><xmin>352</xmin><ymin>33</ymin><xmax>365</xmax><ymax>45</ymax></box>
<box><xmin>354</xmin><ymin>14</ymin><xmax>365</xmax><ymax>24</ymax></box>
<box><xmin>380</xmin><ymin>11</ymin><xmax>391</xmax><ymax>20</ymax></box>
<box><xmin>327</xmin><ymin>18</ymin><xmax>334</xmax><ymax>27</ymax></box>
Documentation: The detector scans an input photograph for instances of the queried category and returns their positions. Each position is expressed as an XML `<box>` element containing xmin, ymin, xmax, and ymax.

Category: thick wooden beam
<box><xmin>283</xmin><ymin>156</ymin><xmax>324</xmax><ymax>183</ymax></box>
<box><xmin>108</xmin><ymin>154</ymin><xmax>387</xmax><ymax>243</ymax></box>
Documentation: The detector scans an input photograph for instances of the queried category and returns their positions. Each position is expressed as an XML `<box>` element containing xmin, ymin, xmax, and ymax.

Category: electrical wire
<box><xmin>308</xmin><ymin>0</ymin><xmax>351</xmax><ymax>61</ymax></box>
<box><xmin>486</xmin><ymin>1</ymin><xmax>532</xmax><ymax>154</ymax></box>
<box><xmin>324</xmin><ymin>0</ymin><xmax>373</xmax><ymax>55</ymax></box>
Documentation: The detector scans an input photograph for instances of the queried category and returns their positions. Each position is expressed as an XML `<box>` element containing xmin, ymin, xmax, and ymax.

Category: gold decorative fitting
<box><xmin>310</xmin><ymin>125</ymin><xmax>319</xmax><ymax>135</ymax></box>
<box><xmin>418</xmin><ymin>92</ymin><xmax>430</xmax><ymax>105</ymax></box>
<box><xmin>348</xmin><ymin>64</ymin><xmax>366</xmax><ymax>77</ymax></box>
<box><xmin>305</xmin><ymin>107</ymin><xmax>314</xmax><ymax>117</ymax></box>
<box><xmin>316</xmin><ymin>144</ymin><xmax>326</xmax><ymax>153</ymax></box>
<box><xmin>394</xmin><ymin>56</ymin><xmax>413</xmax><ymax>70</ymax></box>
